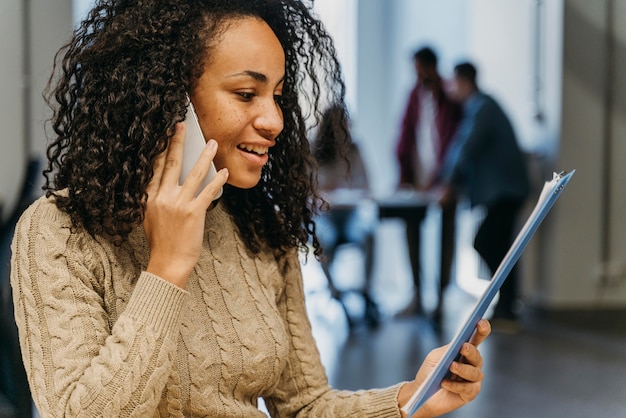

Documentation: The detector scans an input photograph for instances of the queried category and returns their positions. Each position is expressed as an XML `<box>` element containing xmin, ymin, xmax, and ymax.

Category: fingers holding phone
<box><xmin>182</xmin><ymin>137</ymin><xmax>229</xmax><ymax>202</ymax></box>
<box><xmin>143</xmin><ymin>122</ymin><xmax>227</xmax><ymax>288</ymax></box>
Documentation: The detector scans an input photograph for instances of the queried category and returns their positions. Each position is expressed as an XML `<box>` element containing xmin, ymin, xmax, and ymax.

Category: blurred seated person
<box><xmin>312</xmin><ymin>105</ymin><xmax>379</xmax><ymax>328</ymax></box>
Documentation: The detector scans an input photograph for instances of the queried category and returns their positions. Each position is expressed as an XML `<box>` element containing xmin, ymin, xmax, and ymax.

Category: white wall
<box><xmin>0</xmin><ymin>0</ymin><xmax>73</xmax><ymax>221</ymax></box>
<box><xmin>467</xmin><ymin>0</ymin><xmax>557</xmax><ymax>155</ymax></box>
<box><xmin>28</xmin><ymin>1</ymin><xmax>75</xmax><ymax>160</ymax></box>
<box><xmin>608</xmin><ymin>0</ymin><xmax>626</xmax><ymax>270</ymax></box>
<box><xmin>541</xmin><ymin>0</ymin><xmax>626</xmax><ymax>308</ymax></box>
<box><xmin>314</xmin><ymin>0</ymin><xmax>358</xmax><ymax>114</ymax></box>
<box><xmin>609</xmin><ymin>0</ymin><xmax>626</xmax><ymax>292</ymax></box>
<box><xmin>0</xmin><ymin>0</ymin><xmax>27</xmax><ymax>221</ymax></box>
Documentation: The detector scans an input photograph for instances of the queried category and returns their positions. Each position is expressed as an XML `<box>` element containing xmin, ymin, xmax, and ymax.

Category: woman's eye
<box><xmin>237</xmin><ymin>92</ymin><xmax>254</xmax><ymax>101</ymax></box>
<box><xmin>274</xmin><ymin>95</ymin><xmax>284</xmax><ymax>106</ymax></box>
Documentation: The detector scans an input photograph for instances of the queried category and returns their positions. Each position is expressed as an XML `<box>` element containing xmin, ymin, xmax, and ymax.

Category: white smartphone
<box><xmin>181</xmin><ymin>100</ymin><xmax>222</xmax><ymax>199</ymax></box>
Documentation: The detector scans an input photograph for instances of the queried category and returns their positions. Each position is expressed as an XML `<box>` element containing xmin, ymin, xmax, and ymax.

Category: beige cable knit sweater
<box><xmin>11</xmin><ymin>195</ymin><xmax>404</xmax><ymax>417</ymax></box>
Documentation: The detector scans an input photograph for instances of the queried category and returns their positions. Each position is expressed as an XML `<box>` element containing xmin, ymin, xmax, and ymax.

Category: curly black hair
<box><xmin>44</xmin><ymin>0</ymin><xmax>346</xmax><ymax>258</ymax></box>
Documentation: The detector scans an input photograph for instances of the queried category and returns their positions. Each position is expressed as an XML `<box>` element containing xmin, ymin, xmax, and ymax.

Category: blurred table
<box><xmin>376</xmin><ymin>190</ymin><xmax>434</xmax><ymax>220</ymax></box>
<box><xmin>320</xmin><ymin>189</ymin><xmax>445</xmax><ymax>317</ymax></box>
<box><xmin>375</xmin><ymin>190</ymin><xmax>442</xmax><ymax>313</ymax></box>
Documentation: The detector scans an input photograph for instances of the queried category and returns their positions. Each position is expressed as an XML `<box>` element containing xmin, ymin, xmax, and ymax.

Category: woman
<box><xmin>11</xmin><ymin>0</ymin><xmax>490</xmax><ymax>416</ymax></box>
<box><xmin>312</xmin><ymin>104</ymin><xmax>380</xmax><ymax>328</ymax></box>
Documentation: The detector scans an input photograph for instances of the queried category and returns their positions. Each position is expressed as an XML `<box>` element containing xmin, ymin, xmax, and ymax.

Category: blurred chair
<box><xmin>315</xmin><ymin>194</ymin><xmax>379</xmax><ymax>328</ymax></box>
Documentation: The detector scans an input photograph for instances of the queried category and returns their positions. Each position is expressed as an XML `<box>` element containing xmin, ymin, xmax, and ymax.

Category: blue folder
<box><xmin>403</xmin><ymin>170</ymin><xmax>575</xmax><ymax>416</ymax></box>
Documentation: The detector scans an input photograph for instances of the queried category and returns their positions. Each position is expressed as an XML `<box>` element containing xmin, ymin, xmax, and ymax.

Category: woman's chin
<box><xmin>226</xmin><ymin>175</ymin><xmax>262</xmax><ymax>190</ymax></box>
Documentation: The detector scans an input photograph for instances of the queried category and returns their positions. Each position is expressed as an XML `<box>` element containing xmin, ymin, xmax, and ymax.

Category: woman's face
<box><xmin>191</xmin><ymin>17</ymin><xmax>285</xmax><ymax>189</ymax></box>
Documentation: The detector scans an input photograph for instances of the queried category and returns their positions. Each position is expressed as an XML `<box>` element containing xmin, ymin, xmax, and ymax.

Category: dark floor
<box><xmin>306</xmin><ymin>286</ymin><xmax>626</xmax><ymax>418</ymax></box>
<box><xmin>301</xmin><ymin>214</ymin><xmax>626</xmax><ymax>418</ymax></box>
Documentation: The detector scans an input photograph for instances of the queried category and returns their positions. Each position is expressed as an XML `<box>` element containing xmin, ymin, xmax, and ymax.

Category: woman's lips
<box><xmin>237</xmin><ymin>144</ymin><xmax>269</xmax><ymax>166</ymax></box>
<box><xmin>237</xmin><ymin>144</ymin><xmax>268</xmax><ymax>155</ymax></box>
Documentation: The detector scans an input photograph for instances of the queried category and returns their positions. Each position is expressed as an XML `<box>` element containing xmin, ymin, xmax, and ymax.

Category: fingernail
<box><xmin>206</xmin><ymin>139</ymin><xmax>217</xmax><ymax>150</ymax></box>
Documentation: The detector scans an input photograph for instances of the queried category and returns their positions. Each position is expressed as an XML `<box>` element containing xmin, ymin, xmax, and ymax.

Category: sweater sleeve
<box><xmin>10</xmin><ymin>199</ymin><xmax>187</xmax><ymax>417</ymax></box>
<box><xmin>264</xmin><ymin>253</ymin><xmax>404</xmax><ymax>418</ymax></box>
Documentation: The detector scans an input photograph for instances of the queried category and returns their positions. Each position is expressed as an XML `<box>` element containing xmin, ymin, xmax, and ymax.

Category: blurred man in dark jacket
<box><xmin>441</xmin><ymin>62</ymin><xmax>530</xmax><ymax>329</ymax></box>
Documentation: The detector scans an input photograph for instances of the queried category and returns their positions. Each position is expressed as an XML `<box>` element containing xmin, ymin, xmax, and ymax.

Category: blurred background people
<box><xmin>440</xmin><ymin>61</ymin><xmax>530</xmax><ymax>329</ymax></box>
<box><xmin>313</xmin><ymin>105</ymin><xmax>380</xmax><ymax>328</ymax></box>
<box><xmin>394</xmin><ymin>46</ymin><xmax>461</xmax><ymax>322</ymax></box>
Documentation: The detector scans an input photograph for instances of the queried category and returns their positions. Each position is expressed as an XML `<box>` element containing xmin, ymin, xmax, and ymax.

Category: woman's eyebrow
<box><xmin>228</xmin><ymin>70</ymin><xmax>267</xmax><ymax>82</ymax></box>
<box><xmin>228</xmin><ymin>70</ymin><xmax>285</xmax><ymax>85</ymax></box>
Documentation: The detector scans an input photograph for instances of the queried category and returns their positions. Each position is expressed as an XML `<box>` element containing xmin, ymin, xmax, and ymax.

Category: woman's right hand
<box><xmin>143</xmin><ymin>123</ymin><xmax>228</xmax><ymax>288</ymax></box>
<box><xmin>398</xmin><ymin>319</ymin><xmax>490</xmax><ymax>418</ymax></box>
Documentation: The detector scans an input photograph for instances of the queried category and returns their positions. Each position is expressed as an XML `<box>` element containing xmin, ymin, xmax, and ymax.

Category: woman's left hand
<box><xmin>399</xmin><ymin>319</ymin><xmax>491</xmax><ymax>418</ymax></box>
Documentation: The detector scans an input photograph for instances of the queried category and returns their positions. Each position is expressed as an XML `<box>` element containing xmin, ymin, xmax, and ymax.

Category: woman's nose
<box><xmin>254</xmin><ymin>98</ymin><xmax>284</xmax><ymax>139</ymax></box>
